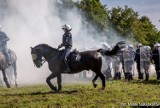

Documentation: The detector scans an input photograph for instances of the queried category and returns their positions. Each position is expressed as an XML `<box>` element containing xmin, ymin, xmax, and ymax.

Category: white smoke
<box><xmin>0</xmin><ymin>0</ymin><xmax>105</xmax><ymax>85</ymax></box>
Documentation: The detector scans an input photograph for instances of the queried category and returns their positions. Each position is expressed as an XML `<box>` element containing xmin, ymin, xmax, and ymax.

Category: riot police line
<box><xmin>71</xmin><ymin>42</ymin><xmax>160</xmax><ymax>81</ymax></box>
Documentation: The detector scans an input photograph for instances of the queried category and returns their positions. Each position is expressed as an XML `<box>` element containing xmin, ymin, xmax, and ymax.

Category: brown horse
<box><xmin>0</xmin><ymin>48</ymin><xmax>17</xmax><ymax>88</ymax></box>
<box><xmin>31</xmin><ymin>41</ymin><xmax>125</xmax><ymax>91</ymax></box>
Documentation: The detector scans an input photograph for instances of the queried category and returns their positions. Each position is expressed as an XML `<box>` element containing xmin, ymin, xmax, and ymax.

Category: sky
<box><xmin>101</xmin><ymin>0</ymin><xmax>160</xmax><ymax>30</ymax></box>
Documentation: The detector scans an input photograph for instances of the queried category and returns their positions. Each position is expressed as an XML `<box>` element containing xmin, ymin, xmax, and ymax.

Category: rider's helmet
<box><xmin>62</xmin><ymin>24</ymin><xmax>72</xmax><ymax>31</ymax></box>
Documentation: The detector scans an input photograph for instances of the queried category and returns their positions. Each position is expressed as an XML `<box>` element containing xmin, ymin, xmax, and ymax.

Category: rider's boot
<box><xmin>64</xmin><ymin>59</ymin><xmax>71</xmax><ymax>73</ymax></box>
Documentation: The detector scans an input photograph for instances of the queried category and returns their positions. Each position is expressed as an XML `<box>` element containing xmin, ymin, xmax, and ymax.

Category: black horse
<box><xmin>31</xmin><ymin>41</ymin><xmax>125</xmax><ymax>91</ymax></box>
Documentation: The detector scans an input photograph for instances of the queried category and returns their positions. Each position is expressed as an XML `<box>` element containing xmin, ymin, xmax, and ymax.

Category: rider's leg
<box><xmin>63</xmin><ymin>47</ymin><xmax>71</xmax><ymax>73</ymax></box>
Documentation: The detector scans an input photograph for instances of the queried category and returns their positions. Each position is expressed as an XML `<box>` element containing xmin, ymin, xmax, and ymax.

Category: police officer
<box><xmin>58</xmin><ymin>24</ymin><xmax>72</xmax><ymax>73</ymax></box>
<box><xmin>143</xmin><ymin>46</ymin><xmax>152</xmax><ymax>81</ymax></box>
<box><xmin>152</xmin><ymin>43</ymin><xmax>160</xmax><ymax>80</ymax></box>
<box><xmin>0</xmin><ymin>25</ymin><xmax>11</xmax><ymax>66</ymax></box>
<box><xmin>101</xmin><ymin>43</ymin><xmax>112</xmax><ymax>79</ymax></box>
<box><xmin>126</xmin><ymin>44</ymin><xmax>135</xmax><ymax>81</ymax></box>
<box><xmin>135</xmin><ymin>43</ymin><xmax>143</xmax><ymax>79</ymax></box>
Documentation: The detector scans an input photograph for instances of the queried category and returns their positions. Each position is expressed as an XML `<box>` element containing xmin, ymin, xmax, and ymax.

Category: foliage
<box><xmin>109</xmin><ymin>5</ymin><xmax>139</xmax><ymax>37</ymax></box>
<box><xmin>56</xmin><ymin>0</ymin><xmax>109</xmax><ymax>33</ymax></box>
<box><xmin>55</xmin><ymin>1</ymin><xmax>160</xmax><ymax>46</ymax></box>
<box><xmin>133</xmin><ymin>16</ymin><xmax>160</xmax><ymax>46</ymax></box>
<box><xmin>0</xmin><ymin>79</ymin><xmax>160</xmax><ymax>107</ymax></box>
<box><xmin>76</xmin><ymin>0</ymin><xmax>109</xmax><ymax>33</ymax></box>
<box><xmin>108</xmin><ymin>5</ymin><xmax>160</xmax><ymax>46</ymax></box>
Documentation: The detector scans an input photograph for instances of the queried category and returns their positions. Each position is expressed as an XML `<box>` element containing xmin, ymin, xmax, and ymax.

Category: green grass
<box><xmin>0</xmin><ymin>78</ymin><xmax>160</xmax><ymax>107</ymax></box>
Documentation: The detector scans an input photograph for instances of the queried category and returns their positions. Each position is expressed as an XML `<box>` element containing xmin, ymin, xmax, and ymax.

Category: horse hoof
<box><xmin>101</xmin><ymin>87</ymin><xmax>105</xmax><ymax>90</ymax></box>
<box><xmin>7</xmin><ymin>86</ymin><xmax>11</xmax><ymax>88</ymax></box>
<box><xmin>54</xmin><ymin>90</ymin><xmax>60</xmax><ymax>93</ymax></box>
<box><xmin>93</xmin><ymin>84</ymin><xmax>97</xmax><ymax>88</ymax></box>
<box><xmin>52</xmin><ymin>87</ymin><xmax>57</xmax><ymax>91</ymax></box>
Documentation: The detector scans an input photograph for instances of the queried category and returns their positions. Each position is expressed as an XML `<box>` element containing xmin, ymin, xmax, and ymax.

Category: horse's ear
<box><xmin>30</xmin><ymin>47</ymin><xmax>33</xmax><ymax>50</ymax></box>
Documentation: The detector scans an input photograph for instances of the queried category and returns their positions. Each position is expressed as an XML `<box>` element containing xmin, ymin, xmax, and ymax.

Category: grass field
<box><xmin>0</xmin><ymin>77</ymin><xmax>160</xmax><ymax>108</ymax></box>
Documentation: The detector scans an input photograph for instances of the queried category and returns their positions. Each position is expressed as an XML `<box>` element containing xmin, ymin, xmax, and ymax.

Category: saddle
<box><xmin>60</xmin><ymin>48</ymin><xmax>81</xmax><ymax>63</ymax></box>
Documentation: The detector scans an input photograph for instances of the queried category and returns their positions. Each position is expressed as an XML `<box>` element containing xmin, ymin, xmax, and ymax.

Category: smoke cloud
<box><xmin>0</xmin><ymin>0</ymin><xmax>107</xmax><ymax>85</ymax></box>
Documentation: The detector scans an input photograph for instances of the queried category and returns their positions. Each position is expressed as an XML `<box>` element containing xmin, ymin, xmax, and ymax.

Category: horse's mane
<box><xmin>36</xmin><ymin>44</ymin><xmax>57</xmax><ymax>52</ymax></box>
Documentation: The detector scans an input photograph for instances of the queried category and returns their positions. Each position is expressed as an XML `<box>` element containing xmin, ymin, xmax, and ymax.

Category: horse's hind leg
<box><xmin>46</xmin><ymin>73</ymin><xmax>57</xmax><ymax>91</ymax></box>
<box><xmin>92</xmin><ymin>75</ymin><xmax>98</xmax><ymax>88</ymax></box>
<box><xmin>57</xmin><ymin>74</ymin><xmax>62</xmax><ymax>91</ymax></box>
<box><xmin>98</xmin><ymin>72</ymin><xmax>106</xmax><ymax>90</ymax></box>
<box><xmin>2</xmin><ymin>70</ymin><xmax>10</xmax><ymax>88</ymax></box>
<box><xmin>12</xmin><ymin>62</ymin><xmax>18</xmax><ymax>87</ymax></box>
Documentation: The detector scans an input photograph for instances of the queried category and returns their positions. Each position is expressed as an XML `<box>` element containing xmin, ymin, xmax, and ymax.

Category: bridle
<box><xmin>31</xmin><ymin>51</ymin><xmax>44</xmax><ymax>67</ymax></box>
<box><xmin>31</xmin><ymin>47</ymin><xmax>60</xmax><ymax>67</ymax></box>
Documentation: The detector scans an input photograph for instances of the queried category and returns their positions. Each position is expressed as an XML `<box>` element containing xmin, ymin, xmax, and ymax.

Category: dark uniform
<box><xmin>152</xmin><ymin>48</ymin><xmax>160</xmax><ymax>80</ymax></box>
<box><xmin>0</xmin><ymin>31</ymin><xmax>11</xmax><ymax>65</ymax></box>
<box><xmin>60</xmin><ymin>31</ymin><xmax>72</xmax><ymax>72</ymax></box>
<box><xmin>135</xmin><ymin>48</ymin><xmax>143</xmax><ymax>79</ymax></box>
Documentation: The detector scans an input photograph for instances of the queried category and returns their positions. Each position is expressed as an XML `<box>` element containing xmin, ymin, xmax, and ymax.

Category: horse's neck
<box><xmin>43</xmin><ymin>49</ymin><xmax>59</xmax><ymax>61</ymax></box>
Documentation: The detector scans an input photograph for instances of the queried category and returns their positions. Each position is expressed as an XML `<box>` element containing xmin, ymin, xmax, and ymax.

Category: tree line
<box><xmin>57</xmin><ymin>0</ymin><xmax>160</xmax><ymax>47</ymax></box>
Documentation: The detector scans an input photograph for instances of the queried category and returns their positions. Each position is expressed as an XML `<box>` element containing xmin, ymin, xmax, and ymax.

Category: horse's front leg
<box><xmin>57</xmin><ymin>74</ymin><xmax>62</xmax><ymax>91</ymax></box>
<box><xmin>46</xmin><ymin>73</ymin><xmax>57</xmax><ymax>91</ymax></box>
<box><xmin>2</xmin><ymin>69</ymin><xmax>10</xmax><ymax>88</ymax></box>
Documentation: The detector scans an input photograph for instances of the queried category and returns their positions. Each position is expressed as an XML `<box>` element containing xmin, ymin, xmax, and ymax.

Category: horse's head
<box><xmin>31</xmin><ymin>47</ymin><xmax>43</xmax><ymax>68</ymax></box>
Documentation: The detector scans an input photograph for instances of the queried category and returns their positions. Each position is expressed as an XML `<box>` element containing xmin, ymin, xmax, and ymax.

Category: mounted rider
<box><xmin>58</xmin><ymin>24</ymin><xmax>72</xmax><ymax>73</ymax></box>
<box><xmin>0</xmin><ymin>25</ymin><xmax>11</xmax><ymax>66</ymax></box>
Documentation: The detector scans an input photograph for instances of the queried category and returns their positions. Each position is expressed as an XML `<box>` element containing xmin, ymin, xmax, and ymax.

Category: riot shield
<box><xmin>140</xmin><ymin>46</ymin><xmax>151</xmax><ymax>70</ymax></box>
<box><xmin>112</xmin><ymin>55</ymin><xmax>122</xmax><ymax>79</ymax></box>
<box><xmin>142</xmin><ymin>46</ymin><xmax>151</xmax><ymax>61</ymax></box>
<box><xmin>122</xmin><ymin>50</ymin><xmax>134</xmax><ymax>75</ymax></box>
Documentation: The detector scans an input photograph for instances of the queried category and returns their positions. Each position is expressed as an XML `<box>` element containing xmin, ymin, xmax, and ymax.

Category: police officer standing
<box><xmin>0</xmin><ymin>25</ymin><xmax>11</xmax><ymax>66</ymax></box>
<box><xmin>58</xmin><ymin>24</ymin><xmax>72</xmax><ymax>73</ymax></box>
<box><xmin>152</xmin><ymin>43</ymin><xmax>160</xmax><ymax>80</ymax></box>
<box><xmin>135</xmin><ymin>43</ymin><xmax>143</xmax><ymax>79</ymax></box>
<box><xmin>125</xmin><ymin>44</ymin><xmax>135</xmax><ymax>81</ymax></box>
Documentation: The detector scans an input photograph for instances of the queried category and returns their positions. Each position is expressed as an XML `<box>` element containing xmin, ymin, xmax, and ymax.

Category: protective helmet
<box><xmin>137</xmin><ymin>43</ymin><xmax>142</xmax><ymax>47</ymax></box>
<box><xmin>101</xmin><ymin>43</ymin><xmax>111</xmax><ymax>50</ymax></box>
<box><xmin>128</xmin><ymin>44</ymin><xmax>134</xmax><ymax>48</ymax></box>
<box><xmin>62</xmin><ymin>24</ymin><xmax>72</xmax><ymax>31</ymax></box>
<box><xmin>144</xmin><ymin>46</ymin><xmax>151</xmax><ymax>50</ymax></box>
<box><xmin>102</xmin><ymin>43</ymin><xmax>108</xmax><ymax>48</ymax></box>
<box><xmin>154</xmin><ymin>43</ymin><xmax>160</xmax><ymax>48</ymax></box>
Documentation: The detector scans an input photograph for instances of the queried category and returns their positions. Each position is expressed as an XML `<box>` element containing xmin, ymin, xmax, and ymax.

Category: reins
<box><xmin>42</xmin><ymin>58</ymin><xmax>46</xmax><ymax>64</ymax></box>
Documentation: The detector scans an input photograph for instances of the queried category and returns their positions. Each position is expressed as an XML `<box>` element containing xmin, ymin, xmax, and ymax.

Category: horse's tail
<box><xmin>97</xmin><ymin>41</ymin><xmax>126</xmax><ymax>56</ymax></box>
